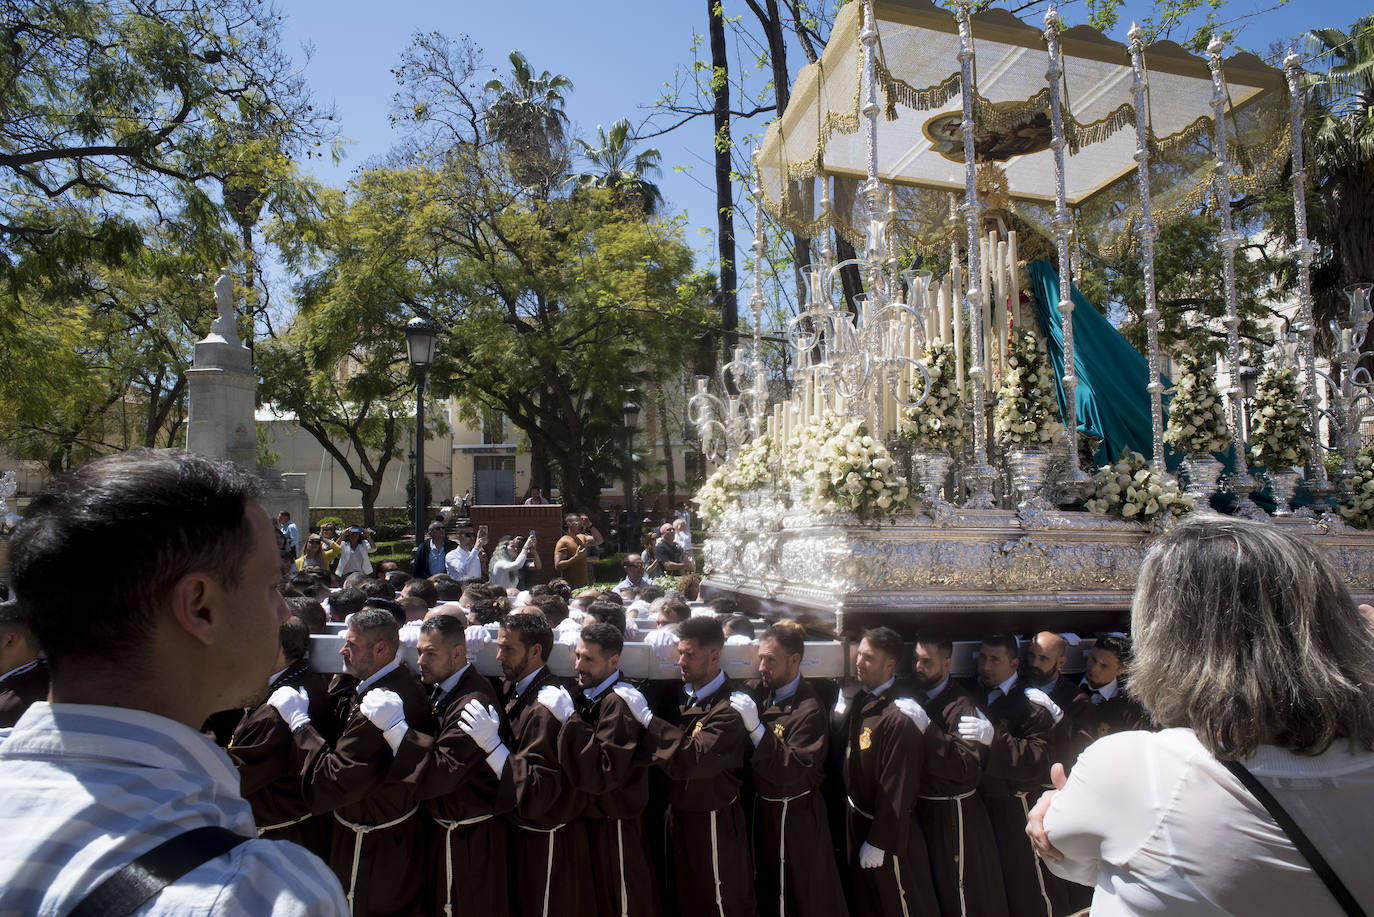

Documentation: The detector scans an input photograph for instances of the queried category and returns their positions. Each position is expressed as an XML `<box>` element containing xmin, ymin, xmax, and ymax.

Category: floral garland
<box><xmin>1248</xmin><ymin>364</ymin><xmax>1312</xmax><ymax>470</ymax></box>
<box><xmin>1337</xmin><ymin>445</ymin><xmax>1374</xmax><ymax>529</ymax></box>
<box><xmin>692</xmin><ymin>434</ymin><xmax>775</xmax><ymax>526</ymax></box>
<box><xmin>1084</xmin><ymin>448</ymin><xmax>1196</xmax><ymax>522</ymax></box>
<box><xmin>789</xmin><ymin>416</ymin><xmax>910</xmax><ymax>520</ymax></box>
<box><xmin>994</xmin><ymin>329</ymin><xmax>1066</xmax><ymax>450</ymax></box>
<box><xmin>898</xmin><ymin>342</ymin><xmax>964</xmax><ymax>454</ymax></box>
<box><xmin>1162</xmin><ymin>352</ymin><xmax>1230</xmax><ymax>455</ymax></box>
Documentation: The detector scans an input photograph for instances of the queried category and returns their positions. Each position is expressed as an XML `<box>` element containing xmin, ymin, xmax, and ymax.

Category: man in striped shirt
<box><xmin>0</xmin><ymin>449</ymin><xmax>348</xmax><ymax>915</ymax></box>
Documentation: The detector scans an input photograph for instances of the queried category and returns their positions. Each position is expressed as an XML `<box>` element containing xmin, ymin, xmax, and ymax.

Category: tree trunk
<box><xmin>709</xmin><ymin>0</ymin><xmax>738</xmax><ymax>361</ymax></box>
<box><xmin>835</xmin><ymin>235</ymin><xmax>865</xmax><ymax>312</ymax></box>
<box><xmin>658</xmin><ymin>396</ymin><xmax>677</xmax><ymax>509</ymax></box>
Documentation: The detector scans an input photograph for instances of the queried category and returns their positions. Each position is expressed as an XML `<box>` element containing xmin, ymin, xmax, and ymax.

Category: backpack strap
<box><xmin>1222</xmin><ymin>759</ymin><xmax>1367</xmax><ymax>917</ymax></box>
<box><xmin>67</xmin><ymin>825</ymin><xmax>250</xmax><ymax>917</ymax></box>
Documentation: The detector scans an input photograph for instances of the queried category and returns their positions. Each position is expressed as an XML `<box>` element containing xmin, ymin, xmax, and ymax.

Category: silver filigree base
<box><xmin>1225</xmin><ymin>470</ymin><xmax>1269</xmax><ymax>521</ymax></box>
<box><xmin>1007</xmin><ymin>449</ymin><xmax>1055</xmax><ymax>517</ymax></box>
<box><xmin>962</xmin><ymin>458</ymin><xmax>998</xmax><ymax>509</ymax></box>
<box><xmin>1183</xmin><ymin>453</ymin><xmax>1224</xmax><ymax>506</ymax></box>
<box><xmin>912</xmin><ymin>451</ymin><xmax>954</xmax><ymax>510</ymax></box>
<box><xmin>1268</xmin><ymin>468</ymin><xmax>1301</xmax><ymax>517</ymax></box>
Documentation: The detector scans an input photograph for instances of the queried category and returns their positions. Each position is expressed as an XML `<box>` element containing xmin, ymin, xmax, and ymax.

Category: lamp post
<box><xmin>622</xmin><ymin>401</ymin><xmax>641</xmax><ymax>522</ymax></box>
<box><xmin>404</xmin><ymin>315</ymin><xmax>440</xmax><ymax>549</ymax></box>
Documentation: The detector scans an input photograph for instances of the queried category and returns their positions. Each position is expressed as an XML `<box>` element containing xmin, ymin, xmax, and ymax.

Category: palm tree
<box><xmin>572</xmin><ymin>119</ymin><xmax>664</xmax><ymax>215</ymax></box>
<box><xmin>484</xmin><ymin>51</ymin><xmax>573</xmax><ymax>187</ymax></box>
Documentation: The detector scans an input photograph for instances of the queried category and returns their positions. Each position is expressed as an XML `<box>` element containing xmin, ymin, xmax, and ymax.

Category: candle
<box><xmin>938</xmin><ymin>279</ymin><xmax>951</xmax><ymax>348</ymax></box>
<box><xmin>953</xmin><ymin>268</ymin><xmax>966</xmax><ymax>391</ymax></box>
<box><xmin>1008</xmin><ymin>231</ymin><xmax>1021</xmax><ymax>326</ymax></box>
<box><xmin>996</xmin><ymin>239</ymin><xmax>1009</xmax><ymax>377</ymax></box>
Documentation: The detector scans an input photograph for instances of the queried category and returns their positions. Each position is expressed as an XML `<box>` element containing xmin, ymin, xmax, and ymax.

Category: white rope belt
<box><xmin>1017</xmin><ymin>794</ymin><xmax>1055</xmax><ymax>917</ymax></box>
<box><xmin>431</xmin><ymin>814</ymin><xmax>496</xmax><ymax>917</ymax></box>
<box><xmin>757</xmin><ymin>789</ymin><xmax>811</xmax><ymax>804</ymax></box>
<box><xmin>515</xmin><ymin>821</ymin><xmax>567</xmax><ymax>917</ymax></box>
<box><xmin>757</xmin><ymin>790</ymin><xmax>809</xmax><ymax>917</ymax></box>
<box><xmin>846</xmin><ymin>795</ymin><xmax>875</xmax><ymax>820</ymax></box>
<box><xmin>918</xmin><ymin>789</ymin><xmax>978</xmax><ymax>801</ymax></box>
<box><xmin>334</xmin><ymin>806</ymin><xmax>418</xmax><ymax>914</ymax></box>
<box><xmin>256</xmin><ymin>813</ymin><xmax>311</xmax><ymax>836</ymax></box>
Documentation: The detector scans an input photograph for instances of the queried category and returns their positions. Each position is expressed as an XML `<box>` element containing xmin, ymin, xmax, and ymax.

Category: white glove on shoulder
<box><xmin>465</xmin><ymin>624</ymin><xmax>491</xmax><ymax>658</ymax></box>
<box><xmin>1023</xmin><ymin>687</ymin><xmax>1064</xmax><ymax>725</ymax></box>
<box><xmin>729</xmin><ymin>692</ymin><xmax>764</xmax><ymax>746</ymax></box>
<box><xmin>859</xmin><ymin>841</ymin><xmax>885</xmax><ymax>868</ymax></box>
<box><xmin>458</xmin><ymin>698</ymin><xmax>509</xmax><ymax>776</ymax></box>
<box><xmin>268</xmin><ymin>686</ymin><xmax>311</xmax><ymax>732</ymax></box>
<box><xmin>360</xmin><ymin>688</ymin><xmax>408</xmax><ymax>753</ymax></box>
<box><xmin>957</xmin><ymin>710</ymin><xmax>994</xmax><ymax>747</ymax></box>
<box><xmin>893</xmin><ymin>697</ymin><xmax>931</xmax><ymax>733</ymax></box>
<box><xmin>644</xmin><ymin>627</ymin><xmax>680</xmax><ymax>662</ymax></box>
<box><xmin>537</xmin><ymin>685</ymin><xmax>575</xmax><ymax>724</ymax></box>
<box><xmin>612</xmin><ymin>682</ymin><xmax>653</xmax><ymax>728</ymax></box>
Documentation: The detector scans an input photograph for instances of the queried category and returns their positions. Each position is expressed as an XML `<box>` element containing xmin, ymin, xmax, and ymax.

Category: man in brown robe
<box><xmin>842</xmin><ymin>626</ymin><xmax>940</xmax><ymax>917</ymax></box>
<box><xmin>960</xmin><ymin>635</ymin><xmax>1061</xmax><ymax>917</ymax></box>
<box><xmin>731</xmin><ymin>623</ymin><xmax>848</xmax><ymax>917</ymax></box>
<box><xmin>366</xmin><ymin>611</ymin><xmax>511</xmax><ymax>917</ymax></box>
<box><xmin>459</xmin><ymin>613</ymin><xmax>591</xmax><ymax>917</ymax></box>
<box><xmin>621</xmin><ymin>615</ymin><xmax>757</xmax><ymax>917</ymax></box>
<box><xmin>550</xmin><ymin>622</ymin><xmax>661</xmax><ymax>917</ymax></box>
<box><xmin>0</xmin><ymin>601</ymin><xmax>47</xmax><ymax>729</ymax></box>
<box><xmin>275</xmin><ymin>607</ymin><xmax>434</xmax><ymax>916</ymax></box>
<box><xmin>1064</xmin><ymin>634</ymin><xmax>1150</xmax><ymax>766</ymax></box>
<box><xmin>911</xmin><ymin>639</ymin><xmax>1009</xmax><ymax>917</ymax></box>
<box><xmin>228</xmin><ymin>615</ymin><xmax>334</xmax><ymax>857</ymax></box>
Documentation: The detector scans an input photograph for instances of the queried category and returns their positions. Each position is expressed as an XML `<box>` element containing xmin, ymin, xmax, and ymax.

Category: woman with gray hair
<box><xmin>1027</xmin><ymin>514</ymin><xmax>1374</xmax><ymax>915</ymax></box>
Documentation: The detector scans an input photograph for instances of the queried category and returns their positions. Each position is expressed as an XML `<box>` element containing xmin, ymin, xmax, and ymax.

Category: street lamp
<box><xmin>622</xmin><ymin>401</ymin><xmax>640</xmax><ymax>526</ymax></box>
<box><xmin>405</xmin><ymin>315</ymin><xmax>440</xmax><ymax>548</ymax></box>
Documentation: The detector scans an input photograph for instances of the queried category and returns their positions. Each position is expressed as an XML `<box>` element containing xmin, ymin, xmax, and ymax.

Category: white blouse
<box><xmin>1043</xmin><ymin>727</ymin><xmax>1374</xmax><ymax>916</ymax></box>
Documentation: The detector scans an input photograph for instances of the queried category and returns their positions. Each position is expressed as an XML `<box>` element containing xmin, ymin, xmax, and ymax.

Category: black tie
<box><xmin>430</xmin><ymin>683</ymin><xmax>445</xmax><ymax>711</ymax></box>
<box><xmin>987</xmin><ymin>687</ymin><xmax>1004</xmax><ymax>706</ymax></box>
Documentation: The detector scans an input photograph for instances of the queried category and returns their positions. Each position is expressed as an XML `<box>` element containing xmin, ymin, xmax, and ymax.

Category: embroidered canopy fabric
<box><xmin>757</xmin><ymin>0</ymin><xmax>1289</xmax><ymax>262</ymax></box>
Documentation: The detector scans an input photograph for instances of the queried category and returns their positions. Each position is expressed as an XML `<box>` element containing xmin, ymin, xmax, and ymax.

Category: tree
<box><xmin>573</xmin><ymin>119</ymin><xmax>664</xmax><ymax>215</ymax></box>
<box><xmin>483</xmin><ymin>50</ymin><xmax>573</xmax><ymax>189</ymax></box>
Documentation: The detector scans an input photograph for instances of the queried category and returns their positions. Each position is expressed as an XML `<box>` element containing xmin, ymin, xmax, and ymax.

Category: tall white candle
<box><xmin>1008</xmin><ymin>230</ymin><xmax>1021</xmax><ymax>326</ymax></box>
<box><xmin>953</xmin><ymin>267</ymin><xmax>966</xmax><ymax>391</ymax></box>
<box><xmin>996</xmin><ymin>239</ymin><xmax>1009</xmax><ymax>377</ymax></box>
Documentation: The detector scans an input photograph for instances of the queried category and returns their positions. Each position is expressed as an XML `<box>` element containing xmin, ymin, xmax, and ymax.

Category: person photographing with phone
<box><xmin>554</xmin><ymin>513</ymin><xmax>603</xmax><ymax>589</ymax></box>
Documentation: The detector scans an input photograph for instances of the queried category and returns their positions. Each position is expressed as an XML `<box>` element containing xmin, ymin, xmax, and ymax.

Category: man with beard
<box><xmin>843</xmin><ymin>627</ymin><xmax>940</xmax><ymax>917</ymax></box>
<box><xmin>544</xmin><ymin>622</ymin><xmax>661</xmax><ymax>917</ymax></box>
<box><xmin>460</xmin><ymin>613</ymin><xmax>591</xmax><ymax>917</ymax></box>
<box><xmin>1024</xmin><ymin>633</ymin><xmax>1078</xmax><ymax>711</ymax></box>
<box><xmin>361</xmin><ymin>611</ymin><xmax>510</xmax><ymax>917</ymax></box>
<box><xmin>960</xmin><ymin>635</ymin><xmax>1062</xmax><ymax>917</ymax></box>
<box><xmin>729</xmin><ymin>623</ymin><xmax>848</xmax><ymax>917</ymax></box>
<box><xmin>910</xmin><ymin>640</ymin><xmax>1008</xmax><ymax>917</ymax></box>
<box><xmin>0</xmin><ymin>449</ymin><xmax>346</xmax><ymax>914</ymax></box>
<box><xmin>282</xmin><ymin>608</ymin><xmax>434</xmax><ymax>916</ymax></box>
<box><xmin>1065</xmin><ymin>634</ymin><xmax>1149</xmax><ymax>763</ymax></box>
<box><xmin>227</xmin><ymin>615</ymin><xmax>335</xmax><ymax>857</ymax></box>
<box><xmin>614</xmin><ymin>615</ymin><xmax>758</xmax><ymax>917</ymax></box>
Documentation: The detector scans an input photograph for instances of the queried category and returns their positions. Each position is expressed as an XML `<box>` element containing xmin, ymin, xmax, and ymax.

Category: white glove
<box><xmin>612</xmin><ymin>682</ymin><xmax>653</xmax><ymax>728</ymax></box>
<box><xmin>958</xmin><ymin>710</ymin><xmax>994</xmax><ymax>747</ymax></box>
<box><xmin>1023</xmin><ymin>687</ymin><xmax>1064</xmax><ymax>725</ymax></box>
<box><xmin>644</xmin><ymin>627</ymin><xmax>680</xmax><ymax>661</ymax></box>
<box><xmin>859</xmin><ymin>841</ymin><xmax>885</xmax><ymax>868</ymax></box>
<box><xmin>359</xmin><ymin>688</ymin><xmax>408</xmax><ymax>753</ymax></box>
<box><xmin>729</xmin><ymin>692</ymin><xmax>764</xmax><ymax>746</ymax></box>
<box><xmin>894</xmin><ymin>697</ymin><xmax>931</xmax><ymax>733</ymax></box>
<box><xmin>465</xmin><ymin>624</ymin><xmax>491</xmax><ymax>658</ymax></box>
<box><xmin>459</xmin><ymin>699</ymin><xmax>509</xmax><ymax>777</ymax></box>
<box><xmin>537</xmin><ymin>685</ymin><xmax>575</xmax><ymax>724</ymax></box>
<box><xmin>268</xmin><ymin>686</ymin><xmax>310</xmax><ymax>732</ymax></box>
<box><xmin>834</xmin><ymin>690</ymin><xmax>849</xmax><ymax>717</ymax></box>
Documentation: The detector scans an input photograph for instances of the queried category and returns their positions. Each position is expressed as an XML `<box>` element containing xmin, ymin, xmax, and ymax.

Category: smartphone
<box><xmin>528</xmin><ymin>529</ymin><xmax>537</xmax><ymax>540</ymax></box>
<box><xmin>477</xmin><ymin>525</ymin><xmax>489</xmax><ymax>543</ymax></box>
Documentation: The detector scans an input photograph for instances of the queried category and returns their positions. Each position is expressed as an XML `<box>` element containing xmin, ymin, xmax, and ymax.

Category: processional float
<box><xmin>691</xmin><ymin>0</ymin><xmax>1374</xmax><ymax>637</ymax></box>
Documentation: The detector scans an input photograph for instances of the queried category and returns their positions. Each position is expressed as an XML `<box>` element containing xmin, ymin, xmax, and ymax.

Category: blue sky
<box><xmin>276</xmin><ymin>0</ymin><xmax>1362</xmax><ymax>272</ymax></box>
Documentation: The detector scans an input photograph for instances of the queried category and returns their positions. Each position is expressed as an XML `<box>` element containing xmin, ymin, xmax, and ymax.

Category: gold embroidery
<box><xmin>691</xmin><ymin>721</ymin><xmax>704</xmax><ymax>739</ymax></box>
<box><xmin>772</xmin><ymin>722</ymin><xmax>786</xmax><ymax>741</ymax></box>
<box><xmin>859</xmin><ymin>726</ymin><xmax>873</xmax><ymax>751</ymax></box>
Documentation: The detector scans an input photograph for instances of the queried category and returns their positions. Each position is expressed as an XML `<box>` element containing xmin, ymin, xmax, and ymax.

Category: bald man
<box><xmin>1024</xmin><ymin>633</ymin><xmax>1078</xmax><ymax>712</ymax></box>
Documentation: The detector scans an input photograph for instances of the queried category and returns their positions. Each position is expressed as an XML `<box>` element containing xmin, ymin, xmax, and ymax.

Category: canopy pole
<box><xmin>1127</xmin><ymin>23</ymin><xmax>1167</xmax><ymax>475</ymax></box>
<box><xmin>955</xmin><ymin>0</ymin><xmax>997</xmax><ymax>507</ymax></box>
<box><xmin>1284</xmin><ymin>49</ymin><xmax>1328</xmax><ymax>495</ymax></box>
<box><xmin>750</xmin><ymin>148</ymin><xmax>768</xmax><ymax>443</ymax></box>
<box><xmin>1208</xmin><ymin>36</ymin><xmax>1263</xmax><ymax>515</ymax></box>
<box><xmin>860</xmin><ymin>0</ymin><xmax>883</xmax><ymax>437</ymax></box>
<box><xmin>1044</xmin><ymin>5</ymin><xmax>1090</xmax><ymax>491</ymax></box>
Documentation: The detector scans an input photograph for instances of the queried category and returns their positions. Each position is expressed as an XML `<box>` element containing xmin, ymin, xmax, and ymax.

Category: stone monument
<box><xmin>187</xmin><ymin>269</ymin><xmax>309</xmax><ymax>531</ymax></box>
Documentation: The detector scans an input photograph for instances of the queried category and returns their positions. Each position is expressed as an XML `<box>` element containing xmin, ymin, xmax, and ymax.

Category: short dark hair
<box><xmin>469</xmin><ymin>598</ymin><xmax>503</xmax><ymax>625</ymax></box>
<box><xmin>278</xmin><ymin>510</ymin><xmax>291</xmax><ymax>520</ymax></box>
<box><xmin>586</xmin><ymin>600</ymin><xmax>626</xmax><ymax>635</ymax></box>
<box><xmin>581</xmin><ymin>621</ymin><xmax>624</xmax><ymax>656</ymax></box>
<box><xmin>289</xmin><ymin>574</ymin><xmax>328</xmax><ymax>601</ymax></box>
<box><xmin>10</xmin><ymin>449</ymin><xmax>260</xmax><ymax>673</ymax></box>
<box><xmin>330</xmin><ymin>587</ymin><xmax>366</xmax><ymax>622</ymax></box>
<box><xmin>678</xmin><ymin>615</ymin><xmax>725</xmax><ymax>650</ymax></box>
<box><xmin>722</xmin><ymin>614</ymin><xmax>754</xmax><ymax>640</ymax></box>
<box><xmin>597</xmin><ymin>589</ymin><xmax>624</xmax><ymax>607</ymax></box>
<box><xmin>545</xmin><ymin>578</ymin><xmax>572</xmax><ymax>601</ymax></box>
<box><xmin>658</xmin><ymin>597</ymin><xmax>690</xmax><ymax>625</ymax></box>
<box><xmin>638</xmin><ymin>584</ymin><xmax>665</xmax><ymax>603</ymax></box>
<box><xmin>429</xmin><ymin>574</ymin><xmax>464</xmax><ymax>601</ymax></box>
<box><xmin>708</xmin><ymin>596</ymin><xmax>740</xmax><ymax>616</ymax></box>
<box><xmin>980</xmin><ymin>633</ymin><xmax>1020</xmax><ymax>659</ymax></box>
<box><xmin>358</xmin><ymin>578</ymin><xmax>396</xmax><ymax>601</ymax></box>
<box><xmin>385</xmin><ymin>570</ymin><xmax>412</xmax><ymax>591</ymax></box>
<box><xmin>280</xmin><ymin>615</ymin><xmax>311</xmax><ymax>664</ymax></box>
<box><xmin>501</xmin><ymin>613</ymin><xmax>554</xmax><ymax>662</ymax></box>
<box><xmin>285</xmin><ymin>596</ymin><xmax>327</xmax><ymax>634</ymax></box>
<box><xmin>1094</xmin><ymin>633</ymin><xmax>1132</xmax><ymax>663</ymax></box>
<box><xmin>362</xmin><ymin>596</ymin><xmax>406</xmax><ymax>626</ymax></box>
<box><xmin>761</xmin><ymin>623</ymin><xmax>805</xmax><ymax>658</ymax></box>
<box><xmin>527</xmin><ymin>594</ymin><xmax>569</xmax><ymax>626</ymax></box>
<box><xmin>916</xmin><ymin>638</ymin><xmax>954</xmax><ymax>659</ymax></box>
<box><xmin>403</xmin><ymin>577</ymin><xmax>438</xmax><ymax>607</ymax></box>
<box><xmin>419</xmin><ymin>612</ymin><xmax>466</xmax><ymax>644</ymax></box>
<box><xmin>861</xmin><ymin>626</ymin><xmax>905</xmax><ymax>664</ymax></box>
<box><xmin>349</xmin><ymin>608</ymin><xmax>400</xmax><ymax>650</ymax></box>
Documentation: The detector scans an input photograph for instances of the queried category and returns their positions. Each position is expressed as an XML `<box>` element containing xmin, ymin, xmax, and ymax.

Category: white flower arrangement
<box><xmin>994</xmin><ymin>329</ymin><xmax>1066</xmax><ymax>450</ymax></box>
<box><xmin>1162</xmin><ymin>352</ymin><xmax>1231</xmax><ymax>455</ymax></box>
<box><xmin>898</xmin><ymin>342</ymin><xmax>964</xmax><ymax>454</ymax></box>
<box><xmin>788</xmin><ymin>416</ymin><xmax>910</xmax><ymax>521</ymax></box>
<box><xmin>1083</xmin><ymin>448</ymin><xmax>1196</xmax><ymax>522</ymax></box>
<box><xmin>1248</xmin><ymin>364</ymin><xmax>1312</xmax><ymax>470</ymax></box>
<box><xmin>1337</xmin><ymin>446</ymin><xmax>1374</xmax><ymax>529</ymax></box>
<box><xmin>692</xmin><ymin>434</ymin><xmax>775</xmax><ymax>526</ymax></box>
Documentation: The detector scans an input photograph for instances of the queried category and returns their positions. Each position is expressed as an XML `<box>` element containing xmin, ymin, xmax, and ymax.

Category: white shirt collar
<box><xmin>770</xmin><ymin>673</ymin><xmax>802</xmax><ymax>705</ymax></box>
<box><xmin>586</xmin><ymin>669</ymin><xmax>622</xmax><ymax>702</ymax></box>
<box><xmin>687</xmin><ymin>669</ymin><xmax>726</xmax><ymax>702</ymax></box>
<box><xmin>924</xmin><ymin>675</ymin><xmax>950</xmax><ymax>700</ymax></box>
<box><xmin>1083</xmin><ymin>676</ymin><xmax>1119</xmax><ymax>700</ymax></box>
<box><xmin>436</xmin><ymin>663</ymin><xmax>470</xmax><ymax>698</ymax></box>
<box><xmin>357</xmin><ymin>658</ymin><xmax>401</xmax><ymax>695</ymax></box>
<box><xmin>514</xmin><ymin>665</ymin><xmax>545</xmax><ymax>698</ymax></box>
<box><xmin>867</xmin><ymin>676</ymin><xmax>895</xmax><ymax>698</ymax></box>
<box><xmin>267</xmin><ymin>665</ymin><xmax>288</xmax><ymax>688</ymax></box>
<box><xmin>990</xmin><ymin>672</ymin><xmax>1019</xmax><ymax>702</ymax></box>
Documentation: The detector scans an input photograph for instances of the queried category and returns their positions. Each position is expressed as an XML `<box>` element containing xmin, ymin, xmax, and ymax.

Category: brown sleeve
<box><xmin>558</xmin><ymin>696</ymin><xmax>645</xmax><ymax>796</ymax></box>
<box><xmin>646</xmin><ymin>703</ymin><xmax>749</xmax><ymax>781</ymax></box>
<box><xmin>751</xmin><ymin>697</ymin><xmax>828</xmax><ymax>788</ymax></box>
<box><xmin>298</xmin><ymin>715</ymin><xmax>390</xmax><ymax>815</ymax></box>
<box><xmin>387</xmin><ymin>709</ymin><xmax>491</xmax><ymax>801</ymax></box>
<box><xmin>985</xmin><ymin>700</ymin><xmax>1054</xmax><ymax>784</ymax></box>
<box><xmin>502</xmin><ymin>706</ymin><xmax>570</xmax><ymax>821</ymax></box>
<box><xmin>922</xmin><ymin>695</ymin><xmax>983</xmax><ymax>784</ymax></box>
<box><xmin>228</xmin><ymin>706</ymin><xmax>292</xmax><ymax>798</ymax></box>
<box><xmin>868</xmin><ymin>709</ymin><xmax>923</xmax><ymax>853</ymax></box>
